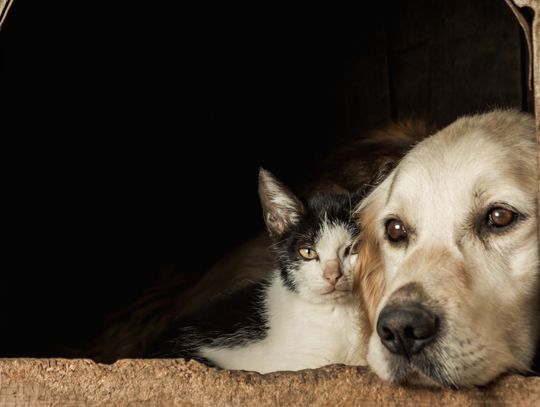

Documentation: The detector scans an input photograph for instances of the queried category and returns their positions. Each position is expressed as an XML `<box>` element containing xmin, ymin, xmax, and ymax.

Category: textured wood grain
<box><xmin>511</xmin><ymin>0</ymin><xmax>540</xmax><ymax>255</ymax></box>
<box><xmin>0</xmin><ymin>359</ymin><xmax>538</xmax><ymax>406</ymax></box>
<box><xmin>0</xmin><ymin>0</ymin><xmax>13</xmax><ymax>28</ymax></box>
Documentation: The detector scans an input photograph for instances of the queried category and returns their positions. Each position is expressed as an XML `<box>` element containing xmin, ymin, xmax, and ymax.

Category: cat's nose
<box><xmin>323</xmin><ymin>260</ymin><xmax>342</xmax><ymax>286</ymax></box>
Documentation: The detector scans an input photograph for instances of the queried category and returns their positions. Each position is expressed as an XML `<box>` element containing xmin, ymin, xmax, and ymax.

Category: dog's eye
<box><xmin>298</xmin><ymin>247</ymin><xmax>318</xmax><ymax>260</ymax></box>
<box><xmin>487</xmin><ymin>207</ymin><xmax>516</xmax><ymax>228</ymax></box>
<box><xmin>385</xmin><ymin>219</ymin><xmax>407</xmax><ymax>243</ymax></box>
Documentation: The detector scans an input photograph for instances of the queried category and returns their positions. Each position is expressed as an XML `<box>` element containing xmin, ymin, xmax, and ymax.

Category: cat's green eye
<box><xmin>298</xmin><ymin>247</ymin><xmax>318</xmax><ymax>260</ymax></box>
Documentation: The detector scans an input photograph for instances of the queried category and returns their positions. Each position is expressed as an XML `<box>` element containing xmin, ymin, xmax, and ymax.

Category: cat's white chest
<box><xmin>199</xmin><ymin>276</ymin><xmax>367</xmax><ymax>373</ymax></box>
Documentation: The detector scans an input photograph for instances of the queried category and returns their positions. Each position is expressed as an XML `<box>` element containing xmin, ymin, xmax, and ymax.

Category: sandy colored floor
<box><xmin>0</xmin><ymin>358</ymin><xmax>538</xmax><ymax>406</ymax></box>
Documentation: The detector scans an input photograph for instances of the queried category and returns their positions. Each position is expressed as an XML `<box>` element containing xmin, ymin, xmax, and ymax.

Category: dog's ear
<box><xmin>369</xmin><ymin>160</ymin><xmax>397</xmax><ymax>189</ymax></box>
<box><xmin>355</xmin><ymin>218</ymin><xmax>386</xmax><ymax>329</ymax></box>
<box><xmin>353</xmin><ymin>185</ymin><xmax>388</xmax><ymax>330</ymax></box>
<box><xmin>349</xmin><ymin>187</ymin><xmax>367</xmax><ymax>208</ymax></box>
<box><xmin>531</xmin><ymin>287</ymin><xmax>540</xmax><ymax>375</ymax></box>
<box><xmin>258</xmin><ymin>168</ymin><xmax>304</xmax><ymax>238</ymax></box>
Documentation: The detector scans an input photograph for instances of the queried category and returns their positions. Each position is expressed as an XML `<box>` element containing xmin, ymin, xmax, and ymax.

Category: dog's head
<box><xmin>356</xmin><ymin>109</ymin><xmax>539</xmax><ymax>387</ymax></box>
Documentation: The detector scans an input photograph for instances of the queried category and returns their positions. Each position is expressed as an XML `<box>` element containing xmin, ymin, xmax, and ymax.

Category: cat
<box><xmin>90</xmin><ymin>121</ymin><xmax>431</xmax><ymax>364</ymax></box>
<box><xmin>150</xmin><ymin>168</ymin><xmax>368</xmax><ymax>373</ymax></box>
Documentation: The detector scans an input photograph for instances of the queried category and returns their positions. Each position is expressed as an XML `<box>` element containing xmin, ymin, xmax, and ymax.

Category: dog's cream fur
<box><xmin>356</xmin><ymin>109</ymin><xmax>539</xmax><ymax>387</ymax></box>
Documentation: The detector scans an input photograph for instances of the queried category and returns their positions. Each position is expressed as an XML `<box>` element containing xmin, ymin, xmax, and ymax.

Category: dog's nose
<box><xmin>376</xmin><ymin>304</ymin><xmax>439</xmax><ymax>356</ymax></box>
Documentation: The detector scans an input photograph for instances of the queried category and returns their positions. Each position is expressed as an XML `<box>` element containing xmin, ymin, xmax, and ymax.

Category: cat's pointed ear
<box><xmin>258</xmin><ymin>168</ymin><xmax>304</xmax><ymax>238</ymax></box>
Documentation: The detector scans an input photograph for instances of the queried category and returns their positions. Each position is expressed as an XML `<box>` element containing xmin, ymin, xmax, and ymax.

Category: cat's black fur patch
<box><xmin>149</xmin><ymin>281</ymin><xmax>269</xmax><ymax>360</ymax></box>
<box><xmin>276</xmin><ymin>192</ymin><xmax>360</xmax><ymax>293</ymax></box>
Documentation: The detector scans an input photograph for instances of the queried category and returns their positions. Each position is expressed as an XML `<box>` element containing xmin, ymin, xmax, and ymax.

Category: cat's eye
<box><xmin>385</xmin><ymin>219</ymin><xmax>407</xmax><ymax>243</ymax></box>
<box><xmin>344</xmin><ymin>241</ymin><xmax>360</xmax><ymax>256</ymax></box>
<box><xmin>486</xmin><ymin>207</ymin><xmax>517</xmax><ymax>228</ymax></box>
<box><xmin>298</xmin><ymin>247</ymin><xmax>318</xmax><ymax>260</ymax></box>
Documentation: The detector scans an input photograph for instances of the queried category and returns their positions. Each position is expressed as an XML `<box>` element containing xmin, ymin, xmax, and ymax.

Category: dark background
<box><xmin>0</xmin><ymin>0</ymin><xmax>531</xmax><ymax>357</ymax></box>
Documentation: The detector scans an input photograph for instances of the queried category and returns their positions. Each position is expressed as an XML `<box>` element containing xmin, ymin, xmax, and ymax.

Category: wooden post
<box><xmin>507</xmin><ymin>0</ymin><xmax>540</xmax><ymax>235</ymax></box>
<box><xmin>0</xmin><ymin>0</ymin><xmax>13</xmax><ymax>29</ymax></box>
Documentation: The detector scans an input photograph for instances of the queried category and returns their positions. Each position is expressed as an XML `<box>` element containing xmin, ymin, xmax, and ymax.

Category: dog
<box><xmin>355</xmin><ymin>109</ymin><xmax>539</xmax><ymax>387</ymax></box>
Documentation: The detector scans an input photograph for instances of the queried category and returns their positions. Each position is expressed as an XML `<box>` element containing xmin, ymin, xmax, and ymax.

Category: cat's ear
<box><xmin>258</xmin><ymin>168</ymin><xmax>304</xmax><ymax>238</ymax></box>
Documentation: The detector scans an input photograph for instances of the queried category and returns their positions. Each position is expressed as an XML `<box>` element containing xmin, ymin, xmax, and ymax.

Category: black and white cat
<box><xmin>153</xmin><ymin>169</ymin><xmax>367</xmax><ymax>373</ymax></box>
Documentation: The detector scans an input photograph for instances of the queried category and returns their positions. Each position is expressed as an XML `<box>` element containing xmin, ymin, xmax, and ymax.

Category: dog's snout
<box><xmin>377</xmin><ymin>304</ymin><xmax>439</xmax><ymax>357</ymax></box>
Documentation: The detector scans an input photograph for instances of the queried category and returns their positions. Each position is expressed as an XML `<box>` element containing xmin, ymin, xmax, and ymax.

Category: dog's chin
<box><xmin>384</xmin><ymin>359</ymin><xmax>448</xmax><ymax>388</ymax></box>
<box><xmin>369</xmin><ymin>341</ymin><xmax>460</xmax><ymax>388</ymax></box>
<box><xmin>370</xmin><ymin>336</ymin><xmax>521</xmax><ymax>389</ymax></box>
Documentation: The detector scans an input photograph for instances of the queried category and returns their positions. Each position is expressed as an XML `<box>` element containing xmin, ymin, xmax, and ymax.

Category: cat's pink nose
<box><xmin>323</xmin><ymin>260</ymin><xmax>342</xmax><ymax>286</ymax></box>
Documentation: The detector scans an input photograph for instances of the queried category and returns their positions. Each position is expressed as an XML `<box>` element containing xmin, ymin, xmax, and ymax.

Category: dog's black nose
<box><xmin>377</xmin><ymin>304</ymin><xmax>439</xmax><ymax>357</ymax></box>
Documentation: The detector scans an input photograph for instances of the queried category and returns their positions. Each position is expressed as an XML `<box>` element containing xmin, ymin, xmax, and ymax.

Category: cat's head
<box><xmin>258</xmin><ymin>169</ymin><xmax>362</xmax><ymax>304</ymax></box>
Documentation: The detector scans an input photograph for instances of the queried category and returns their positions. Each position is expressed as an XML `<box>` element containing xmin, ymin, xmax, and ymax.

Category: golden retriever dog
<box><xmin>356</xmin><ymin>109</ymin><xmax>539</xmax><ymax>387</ymax></box>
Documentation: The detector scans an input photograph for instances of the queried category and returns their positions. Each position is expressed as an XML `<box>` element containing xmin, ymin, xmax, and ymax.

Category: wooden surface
<box><xmin>0</xmin><ymin>0</ymin><xmax>13</xmax><ymax>28</ymax></box>
<box><xmin>0</xmin><ymin>359</ymin><xmax>538</xmax><ymax>406</ymax></box>
<box><xmin>512</xmin><ymin>0</ymin><xmax>540</xmax><ymax>263</ymax></box>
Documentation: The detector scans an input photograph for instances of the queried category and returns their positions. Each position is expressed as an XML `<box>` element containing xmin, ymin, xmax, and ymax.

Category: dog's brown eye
<box><xmin>488</xmin><ymin>207</ymin><xmax>515</xmax><ymax>227</ymax></box>
<box><xmin>386</xmin><ymin>219</ymin><xmax>407</xmax><ymax>243</ymax></box>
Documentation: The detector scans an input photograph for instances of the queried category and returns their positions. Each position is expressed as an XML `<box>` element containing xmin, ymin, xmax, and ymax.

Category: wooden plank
<box><xmin>508</xmin><ymin>0</ymin><xmax>540</xmax><ymax>371</ymax></box>
<box><xmin>0</xmin><ymin>359</ymin><xmax>538</xmax><ymax>406</ymax></box>
<box><xmin>0</xmin><ymin>0</ymin><xmax>13</xmax><ymax>28</ymax></box>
